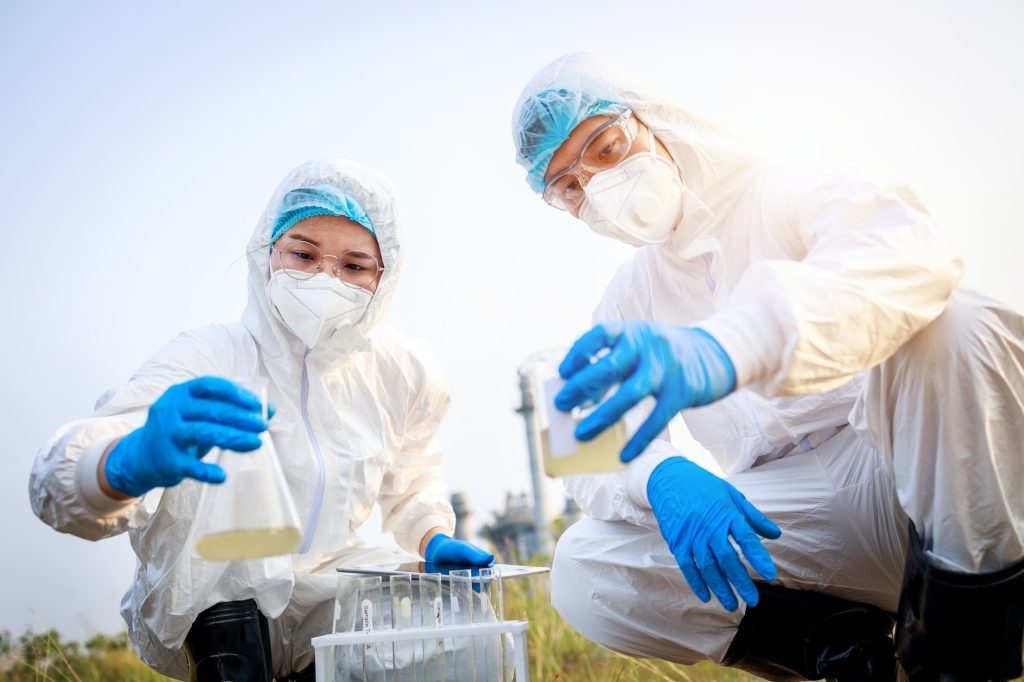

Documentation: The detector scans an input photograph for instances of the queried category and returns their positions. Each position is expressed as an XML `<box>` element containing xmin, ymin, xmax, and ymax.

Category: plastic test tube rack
<box><xmin>311</xmin><ymin>620</ymin><xmax>531</xmax><ymax>682</ymax></box>
<box><xmin>314</xmin><ymin>569</ymin><xmax>530</xmax><ymax>681</ymax></box>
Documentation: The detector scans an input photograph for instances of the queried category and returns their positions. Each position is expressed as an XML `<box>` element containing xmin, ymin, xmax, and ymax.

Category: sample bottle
<box><xmin>193</xmin><ymin>377</ymin><xmax>302</xmax><ymax>560</ymax></box>
<box><xmin>522</xmin><ymin>352</ymin><xmax>640</xmax><ymax>477</ymax></box>
<box><xmin>539</xmin><ymin>375</ymin><xmax>629</xmax><ymax>477</ymax></box>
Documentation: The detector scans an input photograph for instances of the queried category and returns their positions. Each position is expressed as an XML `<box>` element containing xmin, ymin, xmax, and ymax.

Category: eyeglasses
<box><xmin>272</xmin><ymin>239</ymin><xmax>384</xmax><ymax>290</ymax></box>
<box><xmin>542</xmin><ymin>110</ymin><xmax>637</xmax><ymax>212</ymax></box>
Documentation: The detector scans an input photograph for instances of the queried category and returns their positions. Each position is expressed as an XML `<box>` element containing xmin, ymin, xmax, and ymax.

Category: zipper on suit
<box><xmin>298</xmin><ymin>349</ymin><xmax>326</xmax><ymax>554</ymax></box>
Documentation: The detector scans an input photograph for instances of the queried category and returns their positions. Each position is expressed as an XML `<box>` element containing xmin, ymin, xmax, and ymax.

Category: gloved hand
<box><xmin>556</xmin><ymin>321</ymin><xmax>736</xmax><ymax>462</ymax></box>
<box><xmin>648</xmin><ymin>456</ymin><xmax>781</xmax><ymax>611</ymax></box>
<box><xmin>424</xmin><ymin>533</ymin><xmax>495</xmax><ymax>567</ymax></box>
<box><xmin>104</xmin><ymin>376</ymin><xmax>270</xmax><ymax>497</ymax></box>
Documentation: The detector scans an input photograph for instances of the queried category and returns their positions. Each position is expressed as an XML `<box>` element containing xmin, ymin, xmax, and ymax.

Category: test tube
<box><xmin>331</xmin><ymin>574</ymin><xmax>361</xmax><ymax>682</ymax></box>
<box><xmin>449</xmin><ymin>569</ymin><xmax>476</xmax><ymax>682</ymax></box>
<box><xmin>359</xmin><ymin>576</ymin><xmax>385</xmax><ymax>682</ymax></box>
<box><xmin>389</xmin><ymin>574</ymin><xmax>415</xmax><ymax>682</ymax></box>
<box><xmin>478</xmin><ymin>567</ymin><xmax>503</xmax><ymax>623</ymax></box>
<box><xmin>478</xmin><ymin>567</ymin><xmax>507</xmax><ymax>682</ymax></box>
<box><xmin>417</xmin><ymin>573</ymin><xmax>445</xmax><ymax>682</ymax></box>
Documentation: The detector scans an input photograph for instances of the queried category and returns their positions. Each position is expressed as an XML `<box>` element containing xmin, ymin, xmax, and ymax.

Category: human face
<box><xmin>543</xmin><ymin>111</ymin><xmax>636</xmax><ymax>212</ymax></box>
<box><xmin>544</xmin><ymin>113</ymin><xmax>673</xmax><ymax>218</ymax></box>
<box><xmin>271</xmin><ymin>214</ymin><xmax>384</xmax><ymax>293</ymax></box>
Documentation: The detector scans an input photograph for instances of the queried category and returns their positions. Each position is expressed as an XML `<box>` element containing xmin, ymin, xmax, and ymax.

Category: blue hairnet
<box><xmin>269</xmin><ymin>184</ymin><xmax>375</xmax><ymax>245</ymax></box>
<box><xmin>514</xmin><ymin>88</ymin><xmax>628</xmax><ymax>194</ymax></box>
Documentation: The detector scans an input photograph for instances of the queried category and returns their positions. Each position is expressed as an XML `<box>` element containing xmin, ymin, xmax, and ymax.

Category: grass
<box><xmin>0</xmin><ymin>630</ymin><xmax>169</xmax><ymax>681</ymax></box>
<box><xmin>503</xmin><ymin>569</ymin><xmax>755</xmax><ymax>682</ymax></box>
<box><xmin>5</xmin><ymin>578</ymin><xmax>1017</xmax><ymax>681</ymax></box>
<box><xmin>0</xmin><ymin>579</ymin><xmax>754</xmax><ymax>682</ymax></box>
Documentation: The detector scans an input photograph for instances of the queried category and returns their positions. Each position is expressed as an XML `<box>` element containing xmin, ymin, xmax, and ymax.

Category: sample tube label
<box><xmin>432</xmin><ymin>596</ymin><xmax>443</xmax><ymax>628</ymax></box>
<box><xmin>434</xmin><ymin>595</ymin><xmax>445</xmax><ymax>652</ymax></box>
<box><xmin>361</xmin><ymin>599</ymin><xmax>374</xmax><ymax>634</ymax></box>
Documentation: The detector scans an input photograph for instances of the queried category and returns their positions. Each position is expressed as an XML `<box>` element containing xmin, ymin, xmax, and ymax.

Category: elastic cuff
<box><xmin>76</xmin><ymin>438</ymin><xmax>138</xmax><ymax>515</ymax></box>
<box><xmin>409</xmin><ymin>515</ymin><xmax>453</xmax><ymax>556</ymax></box>
<box><xmin>626</xmin><ymin>449</ymin><xmax>683</xmax><ymax>509</ymax></box>
<box><xmin>696</xmin><ymin>302</ymin><xmax>785</xmax><ymax>390</ymax></box>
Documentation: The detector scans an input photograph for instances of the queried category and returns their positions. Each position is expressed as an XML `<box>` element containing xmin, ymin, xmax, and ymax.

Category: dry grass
<box><xmin>503</xmin><ymin>571</ymin><xmax>755</xmax><ymax>682</ymax></box>
<box><xmin>1</xmin><ymin>589</ymin><xmax>750</xmax><ymax>681</ymax></box>
<box><xmin>0</xmin><ymin>630</ymin><xmax>170</xmax><ymax>681</ymax></box>
<box><xmin>6</xmin><ymin>579</ymin><xmax>1016</xmax><ymax>681</ymax></box>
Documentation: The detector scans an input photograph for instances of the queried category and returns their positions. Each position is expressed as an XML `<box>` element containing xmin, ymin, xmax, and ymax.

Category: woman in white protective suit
<box><xmin>29</xmin><ymin>159</ymin><xmax>497</xmax><ymax>681</ymax></box>
<box><xmin>512</xmin><ymin>53</ymin><xmax>1024</xmax><ymax>681</ymax></box>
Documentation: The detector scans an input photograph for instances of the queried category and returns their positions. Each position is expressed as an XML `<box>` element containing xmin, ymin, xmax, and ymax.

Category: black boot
<box><xmin>184</xmin><ymin>599</ymin><xmax>274</xmax><ymax>682</ymax></box>
<box><xmin>722</xmin><ymin>582</ymin><xmax>898</xmax><ymax>681</ymax></box>
<box><xmin>896</xmin><ymin>523</ymin><xmax>1024</xmax><ymax>682</ymax></box>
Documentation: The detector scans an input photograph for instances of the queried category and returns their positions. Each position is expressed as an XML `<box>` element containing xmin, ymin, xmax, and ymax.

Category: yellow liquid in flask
<box><xmin>194</xmin><ymin>526</ymin><xmax>302</xmax><ymax>561</ymax></box>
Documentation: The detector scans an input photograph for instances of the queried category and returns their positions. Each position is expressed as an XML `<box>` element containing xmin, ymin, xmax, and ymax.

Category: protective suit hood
<box><xmin>512</xmin><ymin>52</ymin><xmax>766</xmax><ymax>259</ymax></box>
<box><xmin>242</xmin><ymin>158</ymin><xmax>404</xmax><ymax>362</ymax></box>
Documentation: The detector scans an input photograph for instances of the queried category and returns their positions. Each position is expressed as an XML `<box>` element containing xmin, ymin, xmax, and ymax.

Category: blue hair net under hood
<box><xmin>514</xmin><ymin>89</ymin><xmax>628</xmax><ymax>194</ymax></box>
<box><xmin>269</xmin><ymin>184</ymin><xmax>376</xmax><ymax>245</ymax></box>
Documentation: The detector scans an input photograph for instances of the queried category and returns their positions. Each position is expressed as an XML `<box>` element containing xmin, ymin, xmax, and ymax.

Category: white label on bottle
<box><xmin>361</xmin><ymin>599</ymin><xmax>374</xmax><ymax>634</ymax></box>
<box><xmin>545</xmin><ymin>377</ymin><xmax>580</xmax><ymax>458</ymax></box>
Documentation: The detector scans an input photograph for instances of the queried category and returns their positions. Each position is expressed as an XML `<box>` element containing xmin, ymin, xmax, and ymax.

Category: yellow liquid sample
<box><xmin>195</xmin><ymin>526</ymin><xmax>302</xmax><ymax>561</ymax></box>
<box><xmin>541</xmin><ymin>421</ymin><xmax>628</xmax><ymax>477</ymax></box>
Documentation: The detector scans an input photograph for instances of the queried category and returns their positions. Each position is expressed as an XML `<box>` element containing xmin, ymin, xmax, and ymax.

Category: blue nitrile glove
<box><xmin>556</xmin><ymin>321</ymin><xmax>737</xmax><ymax>462</ymax></box>
<box><xmin>648</xmin><ymin>456</ymin><xmax>781</xmax><ymax>611</ymax></box>
<box><xmin>424</xmin><ymin>533</ymin><xmax>495</xmax><ymax>567</ymax></box>
<box><xmin>104</xmin><ymin>376</ymin><xmax>270</xmax><ymax>497</ymax></box>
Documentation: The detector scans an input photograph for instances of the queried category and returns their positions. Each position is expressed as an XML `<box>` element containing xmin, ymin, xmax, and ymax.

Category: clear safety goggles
<box><xmin>271</xmin><ymin>239</ymin><xmax>384</xmax><ymax>291</ymax></box>
<box><xmin>542</xmin><ymin>110</ymin><xmax>637</xmax><ymax>212</ymax></box>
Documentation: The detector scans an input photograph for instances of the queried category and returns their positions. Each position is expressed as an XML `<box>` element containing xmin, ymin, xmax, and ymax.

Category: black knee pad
<box><xmin>723</xmin><ymin>581</ymin><xmax>897</xmax><ymax>681</ymax></box>
<box><xmin>184</xmin><ymin>599</ymin><xmax>274</xmax><ymax>682</ymax></box>
<box><xmin>896</xmin><ymin>523</ymin><xmax>1024</xmax><ymax>681</ymax></box>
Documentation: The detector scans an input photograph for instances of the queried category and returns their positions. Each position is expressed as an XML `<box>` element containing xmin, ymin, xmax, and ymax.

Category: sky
<box><xmin>2</xmin><ymin>0</ymin><xmax>1022</xmax><ymax>642</ymax></box>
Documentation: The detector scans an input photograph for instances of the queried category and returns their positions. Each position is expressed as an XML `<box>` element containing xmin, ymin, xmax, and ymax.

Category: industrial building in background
<box><xmin>449</xmin><ymin>350</ymin><xmax>584</xmax><ymax>562</ymax></box>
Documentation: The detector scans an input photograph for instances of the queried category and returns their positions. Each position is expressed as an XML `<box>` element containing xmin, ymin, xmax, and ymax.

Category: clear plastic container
<box><xmin>192</xmin><ymin>377</ymin><xmax>302</xmax><ymax>560</ymax></box>
<box><xmin>418</xmin><ymin>573</ymin><xmax>447</xmax><ymax>680</ymax></box>
<box><xmin>313</xmin><ymin>571</ymin><xmax>528</xmax><ymax>681</ymax></box>
<box><xmin>523</xmin><ymin>354</ymin><xmax>629</xmax><ymax>478</ymax></box>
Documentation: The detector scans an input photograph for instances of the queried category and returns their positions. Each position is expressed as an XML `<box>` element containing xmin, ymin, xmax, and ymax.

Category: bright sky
<box><xmin>2</xmin><ymin>0</ymin><xmax>1022</xmax><ymax>642</ymax></box>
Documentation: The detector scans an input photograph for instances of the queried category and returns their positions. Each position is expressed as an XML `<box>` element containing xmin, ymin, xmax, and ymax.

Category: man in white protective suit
<box><xmin>30</xmin><ymin>159</ymin><xmax>498</xmax><ymax>681</ymax></box>
<box><xmin>511</xmin><ymin>53</ymin><xmax>1024</xmax><ymax>681</ymax></box>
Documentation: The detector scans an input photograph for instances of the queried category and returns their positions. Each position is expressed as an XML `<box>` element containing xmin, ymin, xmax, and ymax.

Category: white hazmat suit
<box><xmin>513</xmin><ymin>53</ymin><xmax>1024</xmax><ymax>666</ymax></box>
<box><xmin>30</xmin><ymin>159</ymin><xmax>458</xmax><ymax>679</ymax></box>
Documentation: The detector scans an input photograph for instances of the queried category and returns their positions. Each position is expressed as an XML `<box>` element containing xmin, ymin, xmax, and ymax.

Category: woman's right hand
<box><xmin>102</xmin><ymin>377</ymin><xmax>269</xmax><ymax>498</ymax></box>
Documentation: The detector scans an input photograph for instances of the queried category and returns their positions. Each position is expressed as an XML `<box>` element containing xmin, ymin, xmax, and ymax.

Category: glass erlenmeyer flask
<box><xmin>193</xmin><ymin>377</ymin><xmax>302</xmax><ymax>560</ymax></box>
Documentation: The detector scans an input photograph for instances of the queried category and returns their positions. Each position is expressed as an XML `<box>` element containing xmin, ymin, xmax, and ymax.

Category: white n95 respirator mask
<box><xmin>579</xmin><ymin>129</ymin><xmax>685</xmax><ymax>247</ymax></box>
<box><xmin>268</xmin><ymin>271</ymin><xmax>372</xmax><ymax>348</ymax></box>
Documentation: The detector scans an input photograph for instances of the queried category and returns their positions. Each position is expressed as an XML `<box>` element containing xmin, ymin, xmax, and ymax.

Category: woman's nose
<box><xmin>319</xmin><ymin>254</ymin><xmax>342</xmax><ymax>279</ymax></box>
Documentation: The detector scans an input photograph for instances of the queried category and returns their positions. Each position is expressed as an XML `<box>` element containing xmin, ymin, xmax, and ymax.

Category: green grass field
<box><xmin>4</xmin><ymin>577</ymin><xmax>1017</xmax><ymax>681</ymax></box>
<box><xmin>0</xmin><ymin>578</ymin><xmax>751</xmax><ymax>681</ymax></box>
<box><xmin>503</xmin><ymin>574</ymin><xmax>755</xmax><ymax>681</ymax></box>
